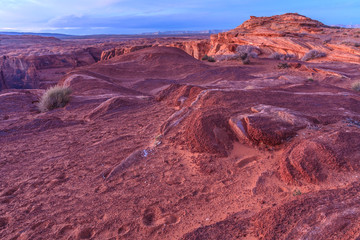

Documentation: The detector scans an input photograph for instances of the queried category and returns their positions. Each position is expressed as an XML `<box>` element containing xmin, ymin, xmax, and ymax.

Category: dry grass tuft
<box><xmin>351</xmin><ymin>81</ymin><xmax>360</xmax><ymax>92</ymax></box>
<box><xmin>301</xmin><ymin>50</ymin><xmax>326</xmax><ymax>61</ymax></box>
<box><xmin>38</xmin><ymin>85</ymin><xmax>72</xmax><ymax>112</ymax></box>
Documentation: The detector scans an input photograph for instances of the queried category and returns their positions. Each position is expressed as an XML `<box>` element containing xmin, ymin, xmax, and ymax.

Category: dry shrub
<box><xmin>270</xmin><ymin>52</ymin><xmax>296</xmax><ymax>60</ymax></box>
<box><xmin>301</xmin><ymin>50</ymin><xmax>326</xmax><ymax>61</ymax></box>
<box><xmin>270</xmin><ymin>52</ymin><xmax>283</xmax><ymax>60</ymax></box>
<box><xmin>38</xmin><ymin>85</ymin><xmax>72</xmax><ymax>112</ymax></box>
<box><xmin>236</xmin><ymin>45</ymin><xmax>259</xmax><ymax>58</ymax></box>
<box><xmin>201</xmin><ymin>54</ymin><xmax>216</xmax><ymax>62</ymax></box>
<box><xmin>277</xmin><ymin>63</ymin><xmax>290</xmax><ymax>69</ymax></box>
<box><xmin>351</xmin><ymin>81</ymin><xmax>360</xmax><ymax>92</ymax></box>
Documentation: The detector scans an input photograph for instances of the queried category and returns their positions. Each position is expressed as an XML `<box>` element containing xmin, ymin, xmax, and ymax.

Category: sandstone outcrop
<box><xmin>208</xmin><ymin>13</ymin><xmax>360</xmax><ymax>64</ymax></box>
<box><xmin>100</xmin><ymin>39</ymin><xmax>210</xmax><ymax>61</ymax></box>
<box><xmin>229</xmin><ymin>104</ymin><xmax>311</xmax><ymax>146</ymax></box>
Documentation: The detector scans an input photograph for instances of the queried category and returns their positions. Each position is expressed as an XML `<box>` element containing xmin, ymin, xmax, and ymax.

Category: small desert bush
<box><xmin>207</xmin><ymin>57</ymin><xmax>216</xmax><ymax>62</ymax></box>
<box><xmin>270</xmin><ymin>52</ymin><xmax>283</xmax><ymax>60</ymax></box>
<box><xmin>239</xmin><ymin>52</ymin><xmax>250</xmax><ymax>64</ymax></box>
<box><xmin>201</xmin><ymin>55</ymin><xmax>216</xmax><ymax>62</ymax></box>
<box><xmin>236</xmin><ymin>46</ymin><xmax>252</xmax><ymax>64</ymax></box>
<box><xmin>214</xmin><ymin>45</ymin><xmax>259</xmax><ymax>64</ymax></box>
<box><xmin>236</xmin><ymin>45</ymin><xmax>259</xmax><ymax>58</ymax></box>
<box><xmin>270</xmin><ymin>52</ymin><xmax>296</xmax><ymax>60</ymax></box>
<box><xmin>341</xmin><ymin>41</ymin><xmax>360</xmax><ymax>47</ymax></box>
<box><xmin>215</xmin><ymin>52</ymin><xmax>250</xmax><ymax>64</ymax></box>
<box><xmin>351</xmin><ymin>81</ymin><xmax>360</xmax><ymax>92</ymax></box>
<box><xmin>201</xmin><ymin>55</ymin><xmax>209</xmax><ymax>61</ymax></box>
<box><xmin>38</xmin><ymin>85</ymin><xmax>72</xmax><ymax>112</ymax></box>
<box><xmin>277</xmin><ymin>63</ymin><xmax>290</xmax><ymax>69</ymax></box>
<box><xmin>285</xmin><ymin>53</ymin><xmax>296</xmax><ymax>60</ymax></box>
<box><xmin>305</xmin><ymin>77</ymin><xmax>315</xmax><ymax>83</ymax></box>
<box><xmin>301</xmin><ymin>50</ymin><xmax>326</xmax><ymax>61</ymax></box>
<box><xmin>323</xmin><ymin>38</ymin><xmax>331</xmax><ymax>44</ymax></box>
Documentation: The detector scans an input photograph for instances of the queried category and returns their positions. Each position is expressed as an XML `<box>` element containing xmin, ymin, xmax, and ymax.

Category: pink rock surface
<box><xmin>1</xmin><ymin>14</ymin><xmax>360</xmax><ymax>240</ymax></box>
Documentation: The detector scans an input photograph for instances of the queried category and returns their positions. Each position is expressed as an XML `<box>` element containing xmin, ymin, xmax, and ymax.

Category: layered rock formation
<box><xmin>100</xmin><ymin>38</ymin><xmax>210</xmax><ymax>61</ymax></box>
<box><xmin>0</xmin><ymin>50</ymin><xmax>99</xmax><ymax>89</ymax></box>
<box><xmin>0</xmin><ymin>35</ymin><xmax>107</xmax><ymax>90</ymax></box>
<box><xmin>99</xmin><ymin>13</ymin><xmax>360</xmax><ymax>65</ymax></box>
<box><xmin>0</xmin><ymin>35</ymin><xmax>209</xmax><ymax>90</ymax></box>
<box><xmin>209</xmin><ymin>13</ymin><xmax>360</xmax><ymax>63</ymax></box>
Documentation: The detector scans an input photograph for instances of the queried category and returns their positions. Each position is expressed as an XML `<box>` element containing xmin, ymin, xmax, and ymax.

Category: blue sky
<box><xmin>0</xmin><ymin>0</ymin><xmax>359</xmax><ymax>35</ymax></box>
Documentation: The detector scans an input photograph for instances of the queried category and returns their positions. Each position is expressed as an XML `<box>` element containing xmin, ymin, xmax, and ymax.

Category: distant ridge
<box><xmin>140</xmin><ymin>30</ymin><xmax>228</xmax><ymax>35</ymax></box>
<box><xmin>333</xmin><ymin>24</ymin><xmax>360</xmax><ymax>28</ymax></box>
<box><xmin>0</xmin><ymin>31</ymin><xmax>73</xmax><ymax>38</ymax></box>
<box><xmin>0</xmin><ymin>30</ymin><xmax>228</xmax><ymax>39</ymax></box>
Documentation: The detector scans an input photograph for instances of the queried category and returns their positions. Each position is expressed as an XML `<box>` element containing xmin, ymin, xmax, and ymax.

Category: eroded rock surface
<box><xmin>209</xmin><ymin>13</ymin><xmax>360</xmax><ymax>64</ymax></box>
<box><xmin>1</xmin><ymin>14</ymin><xmax>360</xmax><ymax>240</ymax></box>
<box><xmin>229</xmin><ymin>104</ymin><xmax>311</xmax><ymax>146</ymax></box>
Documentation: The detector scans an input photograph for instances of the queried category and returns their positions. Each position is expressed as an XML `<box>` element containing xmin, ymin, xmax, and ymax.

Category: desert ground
<box><xmin>1</xmin><ymin>13</ymin><xmax>360</xmax><ymax>239</ymax></box>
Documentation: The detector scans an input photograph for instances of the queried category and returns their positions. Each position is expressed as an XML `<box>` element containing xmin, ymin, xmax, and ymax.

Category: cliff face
<box><xmin>100</xmin><ymin>39</ymin><xmax>210</xmax><ymax>61</ymax></box>
<box><xmin>166</xmin><ymin>40</ymin><xmax>210</xmax><ymax>60</ymax></box>
<box><xmin>0</xmin><ymin>56</ymin><xmax>35</xmax><ymax>89</ymax></box>
<box><xmin>208</xmin><ymin>13</ymin><xmax>360</xmax><ymax>63</ymax></box>
<box><xmin>0</xmin><ymin>35</ymin><xmax>211</xmax><ymax>90</ymax></box>
<box><xmin>0</xmin><ymin>50</ymin><xmax>99</xmax><ymax>90</ymax></box>
<box><xmin>0</xmin><ymin>34</ymin><xmax>109</xmax><ymax>90</ymax></box>
<box><xmin>100</xmin><ymin>45</ymin><xmax>153</xmax><ymax>61</ymax></box>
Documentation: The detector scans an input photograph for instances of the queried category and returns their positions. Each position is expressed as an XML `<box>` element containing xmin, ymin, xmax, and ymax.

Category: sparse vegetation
<box><xmin>301</xmin><ymin>49</ymin><xmax>326</xmax><ymax>61</ymax></box>
<box><xmin>277</xmin><ymin>63</ymin><xmax>290</xmax><ymax>69</ymax></box>
<box><xmin>38</xmin><ymin>85</ymin><xmax>72</xmax><ymax>112</ymax></box>
<box><xmin>201</xmin><ymin>55</ymin><xmax>216</xmax><ymax>62</ymax></box>
<box><xmin>239</xmin><ymin>52</ymin><xmax>250</xmax><ymax>64</ymax></box>
<box><xmin>236</xmin><ymin>45</ymin><xmax>259</xmax><ymax>58</ymax></box>
<box><xmin>215</xmin><ymin>52</ymin><xmax>250</xmax><ymax>64</ymax></box>
<box><xmin>270</xmin><ymin>52</ymin><xmax>296</xmax><ymax>60</ymax></box>
<box><xmin>351</xmin><ymin>81</ymin><xmax>360</xmax><ymax>91</ymax></box>
<box><xmin>214</xmin><ymin>45</ymin><xmax>259</xmax><ymax>64</ymax></box>
<box><xmin>293</xmin><ymin>189</ymin><xmax>302</xmax><ymax>196</ymax></box>
<box><xmin>341</xmin><ymin>41</ymin><xmax>360</xmax><ymax>47</ymax></box>
<box><xmin>306</xmin><ymin>77</ymin><xmax>315</xmax><ymax>83</ymax></box>
<box><xmin>323</xmin><ymin>38</ymin><xmax>331</xmax><ymax>44</ymax></box>
<box><xmin>270</xmin><ymin>52</ymin><xmax>282</xmax><ymax>60</ymax></box>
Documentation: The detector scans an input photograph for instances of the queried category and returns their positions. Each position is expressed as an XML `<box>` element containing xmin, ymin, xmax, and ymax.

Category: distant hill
<box><xmin>140</xmin><ymin>30</ymin><xmax>228</xmax><ymax>35</ymax></box>
<box><xmin>0</xmin><ymin>30</ymin><xmax>227</xmax><ymax>40</ymax></box>
<box><xmin>333</xmin><ymin>24</ymin><xmax>360</xmax><ymax>29</ymax></box>
<box><xmin>0</xmin><ymin>31</ymin><xmax>73</xmax><ymax>38</ymax></box>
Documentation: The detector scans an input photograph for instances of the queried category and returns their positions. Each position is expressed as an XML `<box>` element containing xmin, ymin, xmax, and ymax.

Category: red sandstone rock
<box><xmin>1</xmin><ymin>14</ymin><xmax>360</xmax><ymax>240</ymax></box>
<box><xmin>208</xmin><ymin>13</ymin><xmax>360</xmax><ymax>64</ymax></box>
<box><xmin>229</xmin><ymin>104</ymin><xmax>310</xmax><ymax>146</ymax></box>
